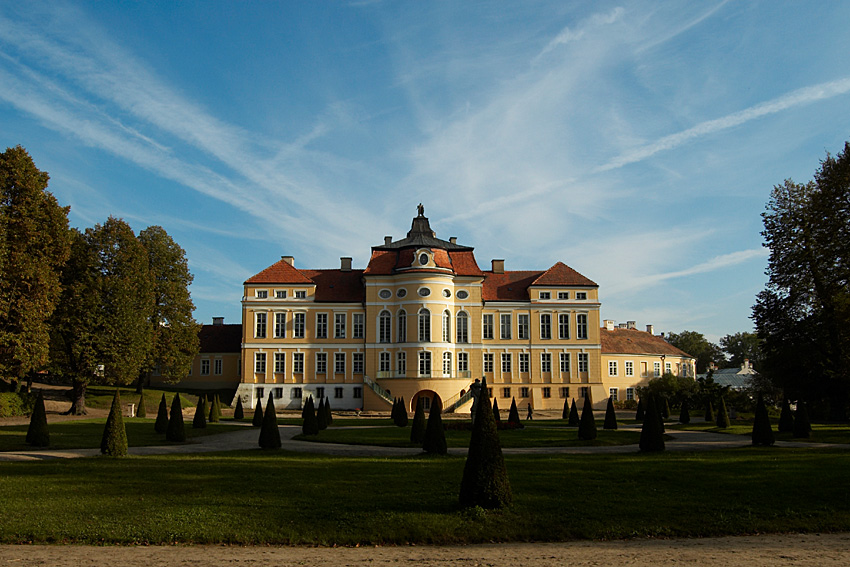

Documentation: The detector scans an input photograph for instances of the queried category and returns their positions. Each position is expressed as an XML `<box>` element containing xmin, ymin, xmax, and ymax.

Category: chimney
<box><xmin>604</xmin><ymin>320</ymin><xmax>615</xmax><ymax>331</ymax></box>
<box><xmin>384</xmin><ymin>236</ymin><xmax>392</xmax><ymax>245</ymax></box>
<box><xmin>618</xmin><ymin>323</ymin><xmax>627</xmax><ymax>329</ymax></box>
<box><xmin>281</xmin><ymin>256</ymin><xmax>295</xmax><ymax>267</ymax></box>
<box><xmin>627</xmin><ymin>320</ymin><xmax>636</xmax><ymax>329</ymax></box>
<box><xmin>450</xmin><ymin>237</ymin><xmax>457</xmax><ymax>244</ymax></box>
<box><xmin>710</xmin><ymin>361</ymin><xmax>717</xmax><ymax>371</ymax></box>
<box><xmin>212</xmin><ymin>317</ymin><xmax>224</xmax><ymax>326</ymax></box>
<box><xmin>340</xmin><ymin>257</ymin><xmax>352</xmax><ymax>272</ymax></box>
<box><xmin>492</xmin><ymin>259</ymin><xmax>505</xmax><ymax>274</ymax></box>
<box><xmin>646</xmin><ymin>324</ymin><xmax>654</xmax><ymax>335</ymax></box>
<box><xmin>743</xmin><ymin>358</ymin><xmax>750</xmax><ymax>370</ymax></box>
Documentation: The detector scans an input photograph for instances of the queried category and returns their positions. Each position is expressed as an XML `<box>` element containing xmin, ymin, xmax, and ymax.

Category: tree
<box><xmin>704</xmin><ymin>399</ymin><xmax>714</xmax><ymax>422</ymax></box>
<box><xmin>679</xmin><ymin>398</ymin><xmax>690</xmax><ymax>424</ymax></box>
<box><xmin>0</xmin><ymin>146</ymin><xmax>72</xmax><ymax>392</ymax></box>
<box><xmin>252</xmin><ymin>398</ymin><xmax>264</xmax><ymax>427</ymax></box>
<box><xmin>166</xmin><ymin>393</ymin><xmax>185</xmax><ymax>442</ymax></box>
<box><xmin>208</xmin><ymin>394</ymin><xmax>221</xmax><ymax>423</ymax></box>
<box><xmin>715</xmin><ymin>396</ymin><xmax>731</xmax><ymax>428</ymax></box>
<box><xmin>25</xmin><ymin>391</ymin><xmax>49</xmax><ymax>447</ymax></box>
<box><xmin>302</xmin><ymin>396</ymin><xmax>319</xmax><ymax>436</ymax></box>
<box><xmin>720</xmin><ymin>332</ymin><xmax>762</xmax><ymax>370</ymax></box>
<box><xmin>793</xmin><ymin>401</ymin><xmax>812</xmax><ymax>438</ymax></box>
<box><xmin>778</xmin><ymin>398</ymin><xmax>794</xmax><ymax>433</ymax></box>
<box><xmin>136</xmin><ymin>391</ymin><xmax>147</xmax><ymax>418</ymax></box>
<box><xmin>603</xmin><ymin>396</ymin><xmax>618</xmax><ymax>430</ymax></box>
<box><xmin>636</xmin><ymin>373</ymin><xmax>698</xmax><ymax>407</ymax></box>
<box><xmin>324</xmin><ymin>397</ymin><xmax>333</xmax><ymax>425</ymax></box>
<box><xmin>396</xmin><ymin>396</ymin><xmax>408</xmax><ymax>427</ymax></box>
<box><xmin>233</xmin><ymin>396</ymin><xmax>244</xmax><ymax>420</ymax></box>
<box><xmin>136</xmin><ymin>226</ymin><xmax>200</xmax><ymax>391</ymax></box>
<box><xmin>639</xmin><ymin>396</ymin><xmax>665</xmax><ymax>452</ymax></box>
<box><xmin>101</xmin><ymin>390</ymin><xmax>128</xmax><ymax>457</ymax></box>
<box><xmin>258</xmin><ymin>394</ymin><xmax>281</xmax><ymax>449</ymax></box>
<box><xmin>492</xmin><ymin>397</ymin><xmax>501</xmax><ymax>423</ymax></box>
<box><xmin>410</xmin><ymin>398</ymin><xmax>426</xmax><ymax>444</ymax></box>
<box><xmin>317</xmin><ymin>397</ymin><xmax>328</xmax><ymax>430</ymax></box>
<box><xmin>568</xmin><ymin>399</ymin><xmax>580</xmax><ymax>426</ymax></box>
<box><xmin>50</xmin><ymin>218</ymin><xmax>153</xmax><ymax>414</ymax></box>
<box><xmin>154</xmin><ymin>393</ymin><xmax>169</xmax><ymax>433</ymax></box>
<box><xmin>422</xmin><ymin>395</ymin><xmax>447</xmax><ymax>455</ymax></box>
<box><xmin>507</xmin><ymin>398</ymin><xmax>523</xmax><ymax>428</ymax></box>
<box><xmin>577</xmin><ymin>395</ymin><xmax>597</xmax><ymax>440</ymax></box>
<box><xmin>665</xmin><ymin>331</ymin><xmax>724</xmax><ymax>373</ymax></box>
<box><xmin>751</xmin><ymin>394</ymin><xmax>775</xmax><ymax>446</ymax></box>
<box><xmin>561</xmin><ymin>398</ymin><xmax>569</xmax><ymax>420</ymax></box>
<box><xmin>635</xmin><ymin>398</ymin><xmax>645</xmax><ymax>421</ymax></box>
<box><xmin>193</xmin><ymin>396</ymin><xmax>207</xmax><ymax>429</ymax></box>
<box><xmin>459</xmin><ymin>378</ymin><xmax>512</xmax><ymax>509</ymax></box>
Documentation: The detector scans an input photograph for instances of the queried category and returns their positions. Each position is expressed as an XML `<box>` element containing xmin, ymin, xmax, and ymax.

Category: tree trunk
<box><xmin>67</xmin><ymin>378</ymin><xmax>87</xmax><ymax>415</ymax></box>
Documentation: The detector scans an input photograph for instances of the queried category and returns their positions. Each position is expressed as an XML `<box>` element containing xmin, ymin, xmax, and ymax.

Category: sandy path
<box><xmin>1</xmin><ymin>533</ymin><xmax>849</xmax><ymax>566</ymax></box>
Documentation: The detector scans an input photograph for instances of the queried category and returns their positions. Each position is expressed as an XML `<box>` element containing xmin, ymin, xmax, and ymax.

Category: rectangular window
<box><xmin>500</xmin><ymin>314</ymin><xmax>511</xmax><ymax>340</ymax></box>
<box><xmin>397</xmin><ymin>352</ymin><xmax>406</xmax><ymax>375</ymax></box>
<box><xmin>608</xmin><ymin>361</ymin><xmax>618</xmax><ymax>376</ymax></box>
<box><xmin>557</xmin><ymin>291</ymin><xmax>569</xmax><ymax>299</ymax></box>
<box><xmin>293</xmin><ymin>353</ymin><xmax>304</xmax><ymax>374</ymax></box>
<box><xmin>558</xmin><ymin>313</ymin><xmax>570</xmax><ymax>340</ymax></box>
<box><xmin>214</xmin><ymin>358</ymin><xmax>222</xmax><ymax>375</ymax></box>
<box><xmin>418</xmin><ymin>351</ymin><xmax>431</xmax><ymax>376</ymax></box>
<box><xmin>316</xmin><ymin>313</ymin><xmax>328</xmax><ymax>339</ymax></box>
<box><xmin>274</xmin><ymin>352</ymin><xmax>285</xmax><ymax>374</ymax></box>
<box><xmin>255</xmin><ymin>312</ymin><xmax>267</xmax><ymax>338</ymax></box>
<box><xmin>316</xmin><ymin>387</ymin><xmax>325</xmax><ymax>399</ymax></box>
<box><xmin>560</xmin><ymin>352</ymin><xmax>570</xmax><ymax>372</ymax></box>
<box><xmin>201</xmin><ymin>359</ymin><xmax>210</xmax><ymax>375</ymax></box>
<box><xmin>559</xmin><ymin>387</ymin><xmax>569</xmax><ymax>398</ymax></box>
<box><xmin>517</xmin><ymin>314</ymin><xmax>529</xmax><ymax>340</ymax></box>
<box><xmin>334</xmin><ymin>352</ymin><xmax>345</xmax><ymax>374</ymax></box>
<box><xmin>335</xmin><ymin>387</ymin><xmax>343</xmax><ymax>399</ymax></box>
<box><xmin>519</xmin><ymin>353</ymin><xmax>529</xmax><ymax>373</ymax></box>
<box><xmin>578</xmin><ymin>353</ymin><xmax>588</xmax><ymax>372</ymax></box>
<box><xmin>543</xmin><ymin>387</ymin><xmax>551</xmax><ymax>398</ymax></box>
<box><xmin>625</xmin><ymin>361</ymin><xmax>634</xmax><ymax>376</ymax></box>
<box><xmin>541</xmin><ymin>353</ymin><xmax>552</xmax><ymax>373</ymax></box>
<box><xmin>256</xmin><ymin>290</ymin><xmax>268</xmax><ymax>299</ymax></box>
<box><xmin>520</xmin><ymin>386</ymin><xmax>529</xmax><ymax>397</ymax></box>
<box><xmin>626</xmin><ymin>387</ymin><xmax>635</xmax><ymax>401</ymax></box>
<box><xmin>353</xmin><ymin>387</ymin><xmax>362</xmax><ymax>399</ymax></box>
<box><xmin>334</xmin><ymin>313</ymin><xmax>346</xmax><ymax>339</ymax></box>
<box><xmin>539</xmin><ymin>291</ymin><xmax>551</xmax><ymax>299</ymax></box>
<box><xmin>483</xmin><ymin>353</ymin><xmax>494</xmax><ymax>373</ymax></box>
<box><xmin>576</xmin><ymin>314</ymin><xmax>588</xmax><ymax>339</ymax></box>
<box><xmin>316</xmin><ymin>353</ymin><xmax>327</xmax><ymax>374</ymax></box>
<box><xmin>353</xmin><ymin>353</ymin><xmax>364</xmax><ymax>374</ymax></box>
<box><xmin>665</xmin><ymin>362</ymin><xmax>672</xmax><ymax>374</ymax></box>
<box><xmin>256</xmin><ymin>387</ymin><xmax>264</xmax><ymax>400</ymax></box>
<box><xmin>501</xmin><ymin>353</ymin><xmax>511</xmax><ymax>373</ymax></box>
<box><xmin>442</xmin><ymin>352</ymin><xmax>452</xmax><ymax>376</ymax></box>
<box><xmin>580</xmin><ymin>386</ymin><xmax>589</xmax><ymax>398</ymax></box>
<box><xmin>576</xmin><ymin>292</ymin><xmax>587</xmax><ymax>300</ymax></box>
<box><xmin>274</xmin><ymin>387</ymin><xmax>283</xmax><ymax>399</ymax></box>
<box><xmin>654</xmin><ymin>362</ymin><xmax>661</xmax><ymax>377</ymax></box>
<box><xmin>458</xmin><ymin>352</ymin><xmax>468</xmax><ymax>372</ymax></box>
<box><xmin>353</xmin><ymin>313</ymin><xmax>365</xmax><ymax>339</ymax></box>
<box><xmin>482</xmin><ymin>314</ymin><xmax>494</xmax><ymax>340</ymax></box>
<box><xmin>456</xmin><ymin>313</ymin><xmax>468</xmax><ymax>343</ymax></box>
<box><xmin>398</xmin><ymin>312</ymin><xmax>407</xmax><ymax>343</ymax></box>
<box><xmin>295</xmin><ymin>290</ymin><xmax>306</xmax><ymax>299</ymax></box>
<box><xmin>418</xmin><ymin>311</ymin><xmax>430</xmax><ymax>342</ymax></box>
<box><xmin>291</xmin><ymin>387</ymin><xmax>302</xmax><ymax>399</ymax></box>
<box><xmin>442</xmin><ymin>311</ymin><xmax>451</xmax><ymax>342</ymax></box>
<box><xmin>254</xmin><ymin>353</ymin><xmax>266</xmax><ymax>373</ymax></box>
<box><xmin>274</xmin><ymin>312</ymin><xmax>286</xmax><ymax>338</ymax></box>
<box><xmin>502</xmin><ymin>387</ymin><xmax>511</xmax><ymax>398</ymax></box>
<box><xmin>276</xmin><ymin>290</ymin><xmax>286</xmax><ymax>299</ymax></box>
<box><xmin>379</xmin><ymin>352</ymin><xmax>391</xmax><ymax>373</ymax></box>
<box><xmin>294</xmin><ymin>313</ymin><xmax>306</xmax><ymax>338</ymax></box>
<box><xmin>609</xmin><ymin>387</ymin><xmax>619</xmax><ymax>401</ymax></box>
<box><xmin>540</xmin><ymin>314</ymin><xmax>551</xmax><ymax>340</ymax></box>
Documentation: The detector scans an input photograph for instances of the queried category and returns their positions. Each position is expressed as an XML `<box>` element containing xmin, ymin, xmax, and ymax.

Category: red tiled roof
<box><xmin>365</xmin><ymin>248</ymin><xmax>485</xmax><ymax>276</ymax></box>
<box><xmin>300</xmin><ymin>269</ymin><xmax>365</xmax><ymax>302</ymax></box>
<box><xmin>482</xmin><ymin>271</ymin><xmax>542</xmax><ymax>301</ymax></box>
<box><xmin>532</xmin><ymin>262</ymin><xmax>597</xmax><ymax>287</ymax></box>
<box><xmin>601</xmin><ymin>328</ymin><xmax>693</xmax><ymax>358</ymax></box>
<box><xmin>364</xmin><ymin>250</ymin><xmax>397</xmax><ymax>275</ymax></box>
<box><xmin>199</xmin><ymin>324</ymin><xmax>242</xmax><ymax>353</ymax></box>
<box><xmin>245</xmin><ymin>259</ymin><xmax>313</xmax><ymax>285</ymax></box>
<box><xmin>449</xmin><ymin>251</ymin><xmax>485</xmax><ymax>276</ymax></box>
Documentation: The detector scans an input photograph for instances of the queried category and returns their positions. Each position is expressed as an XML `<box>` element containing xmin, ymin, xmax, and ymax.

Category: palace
<box><xmin>224</xmin><ymin>207</ymin><xmax>695</xmax><ymax>413</ymax></box>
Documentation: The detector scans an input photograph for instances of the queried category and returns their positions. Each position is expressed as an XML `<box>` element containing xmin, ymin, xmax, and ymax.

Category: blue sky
<box><xmin>2</xmin><ymin>1</ymin><xmax>849</xmax><ymax>342</ymax></box>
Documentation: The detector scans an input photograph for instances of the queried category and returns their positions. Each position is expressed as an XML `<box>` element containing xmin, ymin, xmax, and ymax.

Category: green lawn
<box><xmin>669</xmin><ymin>420</ymin><xmax>850</xmax><ymax>444</ymax></box>
<box><xmin>0</xmin><ymin>448</ymin><xmax>848</xmax><ymax>544</ymax></box>
<box><xmin>0</xmin><ymin>419</ymin><xmax>247</xmax><ymax>451</ymax></box>
<box><xmin>83</xmin><ymin>386</ymin><xmax>198</xmax><ymax>413</ymax></box>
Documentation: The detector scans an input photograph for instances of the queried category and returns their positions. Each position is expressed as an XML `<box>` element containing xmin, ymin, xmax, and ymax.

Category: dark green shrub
<box><xmin>660</xmin><ymin>397</ymin><xmax>671</xmax><ymax>420</ymax></box>
<box><xmin>422</xmin><ymin>395</ymin><xmax>447</xmax><ymax>455</ymax></box>
<box><xmin>778</xmin><ymin>398</ymin><xmax>794</xmax><ymax>433</ymax></box>
<box><xmin>252</xmin><ymin>398</ymin><xmax>263</xmax><ymax>427</ymax></box>
<box><xmin>793</xmin><ymin>401</ymin><xmax>812</xmax><ymax>438</ymax></box>
<box><xmin>492</xmin><ymin>397</ymin><xmax>501</xmax><ymax>423</ymax></box>
<box><xmin>317</xmin><ymin>397</ymin><xmax>328</xmax><ymax>431</ymax></box>
<box><xmin>635</xmin><ymin>398</ymin><xmax>645</xmax><ymax>421</ymax></box>
<box><xmin>25</xmin><ymin>391</ymin><xmax>49</xmax><ymax>447</ymax></box>
<box><xmin>166</xmin><ymin>394</ymin><xmax>186</xmax><ymax>442</ymax></box>
<box><xmin>603</xmin><ymin>396</ymin><xmax>618</xmax><ymax>430</ymax></box>
<box><xmin>459</xmin><ymin>378</ymin><xmax>512</xmax><ymax>509</ymax></box>
<box><xmin>209</xmin><ymin>394</ymin><xmax>221</xmax><ymax>423</ymax></box>
<box><xmin>233</xmin><ymin>396</ymin><xmax>244</xmax><ymax>420</ymax></box>
<box><xmin>302</xmin><ymin>396</ymin><xmax>319</xmax><ymax>436</ymax></box>
<box><xmin>410</xmin><ymin>398</ymin><xmax>426</xmax><ymax>444</ymax></box>
<box><xmin>578</xmin><ymin>395</ymin><xmax>597</xmax><ymax>440</ymax></box>
<box><xmin>136</xmin><ymin>391</ymin><xmax>146</xmax><ymax>418</ymax></box>
<box><xmin>259</xmin><ymin>395</ymin><xmax>281</xmax><ymax>449</ymax></box>
<box><xmin>562</xmin><ymin>397</ymin><xmax>569</xmax><ymax>420</ymax></box>
<box><xmin>679</xmin><ymin>398</ymin><xmax>690</xmax><ymax>424</ymax></box>
<box><xmin>639</xmin><ymin>396</ymin><xmax>665</xmax><ymax>452</ymax></box>
<box><xmin>324</xmin><ymin>397</ymin><xmax>333</xmax><ymax>425</ymax></box>
<box><xmin>154</xmin><ymin>393</ymin><xmax>169</xmax><ymax>433</ymax></box>
<box><xmin>568</xmin><ymin>399</ymin><xmax>579</xmax><ymax>426</ymax></box>
<box><xmin>396</xmin><ymin>396</ymin><xmax>408</xmax><ymax>427</ymax></box>
<box><xmin>751</xmin><ymin>394</ymin><xmax>775</xmax><ymax>446</ymax></box>
<box><xmin>0</xmin><ymin>391</ymin><xmax>34</xmax><ymax>418</ymax></box>
<box><xmin>193</xmin><ymin>396</ymin><xmax>207</xmax><ymax>429</ymax></box>
<box><xmin>100</xmin><ymin>390</ymin><xmax>128</xmax><ymax>457</ymax></box>
<box><xmin>715</xmin><ymin>396</ymin><xmax>731</xmax><ymax>428</ymax></box>
<box><xmin>704</xmin><ymin>399</ymin><xmax>714</xmax><ymax>422</ymax></box>
<box><xmin>507</xmin><ymin>398</ymin><xmax>523</xmax><ymax>428</ymax></box>
<box><xmin>391</xmin><ymin>397</ymin><xmax>399</xmax><ymax>424</ymax></box>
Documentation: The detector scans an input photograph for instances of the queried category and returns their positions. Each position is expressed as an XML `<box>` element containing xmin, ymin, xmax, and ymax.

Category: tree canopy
<box><xmin>664</xmin><ymin>330</ymin><xmax>724</xmax><ymax>373</ymax></box>
<box><xmin>719</xmin><ymin>332</ymin><xmax>762</xmax><ymax>369</ymax></box>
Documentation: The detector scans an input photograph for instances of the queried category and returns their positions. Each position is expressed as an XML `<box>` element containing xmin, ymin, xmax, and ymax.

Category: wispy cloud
<box><xmin>535</xmin><ymin>7</ymin><xmax>625</xmax><ymax>61</ymax></box>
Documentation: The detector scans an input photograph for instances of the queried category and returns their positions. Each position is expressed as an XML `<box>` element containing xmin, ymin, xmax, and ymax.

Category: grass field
<box><xmin>669</xmin><ymin>420</ymin><xmax>850</xmax><ymax>444</ymax></box>
<box><xmin>0</xmin><ymin>448</ymin><xmax>848</xmax><ymax>544</ymax></box>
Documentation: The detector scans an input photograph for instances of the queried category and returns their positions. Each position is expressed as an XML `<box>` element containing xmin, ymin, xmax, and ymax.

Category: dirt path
<box><xmin>1</xmin><ymin>533</ymin><xmax>848</xmax><ymax>566</ymax></box>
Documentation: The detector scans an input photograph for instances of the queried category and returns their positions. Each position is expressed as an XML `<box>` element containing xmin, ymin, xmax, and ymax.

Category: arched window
<box><xmin>397</xmin><ymin>310</ymin><xmax>407</xmax><ymax>343</ymax></box>
<box><xmin>456</xmin><ymin>312</ymin><xmax>468</xmax><ymax>343</ymax></box>
<box><xmin>443</xmin><ymin>351</ymin><xmax>452</xmax><ymax>376</ymax></box>
<box><xmin>419</xmin><ymin>308</ymin><xmax>431</xmax><ymax>342</ymax></box>
<box><xmin>442</xmin><ymin>310</ymin><xmax>451</xmax><ymax>342</ymax></box>
<box><xmin>379</xmin><ymin>310</ymin><xmax>391</xmax><ymax>343</ymax></box>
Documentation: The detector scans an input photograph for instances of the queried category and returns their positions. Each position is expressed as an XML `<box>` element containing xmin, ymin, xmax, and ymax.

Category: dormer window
<box><xmin>419</xmin><ymin>253</ymin><xmax>428</xmax><ymax>265</ymax></box>
<box><xmin>576</xmin><ymin>292</ymin><xmax>587</xmax><ymax>300</ymax></box>
<box><xmin>412</xmin><ymin>248</ymin><xmax>435</xmax><ymax>268</ymax></box>
<box><xmin>539</xmin><ymin>291</ymin><xmax>551</xmax><ymax>300</ymax></box>
<box><xmin>256</xmin><ymin>290</ymin><xmax>268</xmax><ymax>299</ymax></box>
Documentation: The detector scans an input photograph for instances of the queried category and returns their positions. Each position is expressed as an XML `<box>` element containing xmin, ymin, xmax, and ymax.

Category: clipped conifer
<box><xmin>507</xmin><ymin>397</ymin><xmax>523</xmax><ymax>428</ymax></box>
<box><xmin>493</xmin><ymin>397</ymin><xmax>501</xmax><ymax>423</ymax></box>
<box><xmin>715</xmin><ymin>396</ymin><xmax>731</xmax><ymax>428</ymax></box>
<box><xmin>193</xmin><ymin>396</ymin><xmax>207</xmax><ymax>429</ymax></box>
<box><xmin>578</xmin><ymin>395</ymin><xmax>598</xmax><ymax>440</ymax></box>
<box><xmin>751</xmin><ymin>394</ymin><xmax>775</xmax><ymax>446</ymax></box>
<box><xmin>603</xmin><ymin>396</ymin><xmax>618</xmax><ymax>430</ymax></box>
<box><xmin>459</xmin><ymin>378</ymin><xmax>512</xmax><ymax>509</ymax></box>
<box><xmin>101</xmin><ymin>389</ymin><xmax>128</xmax><ymax>456</ymax></box>
<box><xmin>639</xmin><ymin>396</ymin><xmax>665</xmax><ymax>452</ymax></box>
<box><xmin>136</xmin><ymin>391</ymin><xmax>147</xmax><ymax>418</ymax></box>
<box><xmin>154</xmin><ymin>393</ymin><xmax>169</xmax><ymax>433</ymax></box>
<box><xmin>679</xmin><ymin>398</ymin><xmax>690</xmax><ymax>424</ymax></box>
<box><xmin>793</xmin><ymin>401</ymin><xmax>812</xmax><ymax>438</ymax></box>
<box><xmin>660</xmin><ymin>397</ymin><xmax>671</xmax><ymax>420</ymax></box>
<box><xmin>25</xmin><ymin>391</ymin><xmax>50</xmax><ymax>447</ymax></box>
<box><xmin>252</xmin><ymin>398</ymin><xmax>264</xmax><ymax>427</ymax></box>
<box><xmin>568</xmin><ymin>399</ymin><xmax>580</xmax><ymax>426</ymax></box>
<box><xmin>166</xmin><ymin>394</ymin><xmax>186</xmax><ymax>442</ymax></box>
<box><xmin>778</xmin><ymin>398</ymin><xmax>794</xmax><ymax>433</ymax></box>
<box><xmin>234</xmin><ymin>396</ymin><xmax>244</xmax><ymax>420</ymax></box>
<box><xmin>259</xmin><ymin>394</ymin><xmax>282</xmax><ymax>449</ymax></box>
<box><xmin>317</xmin><ymin>397</ymin><xmax>328</xmax><ymax>430</ymax></box>
<box><xmin>397</xmin><ymin>396</ymin><xmax>408</xmax><ymax>427</ymax></box>
<box><xmin>302</xmin><ymin>396</ymin><xmax>319</xmax><ymax>436</ymax></box>
<box><xmin>410</xmin><ymin>398</ymin><xmax>426</xmax><ymax>444</ymax></box>
<box><xmin>635</xmin><ymin>398</ymin><xmax>645</xmax><ymax>421</ymax></box>
<box><xmin>562</xmin><ymin>397</ymin><xmax>569</xmax><ymax>420</ymax></box>
<box><xmin>422</xmin><ymin>395</ymin><xmax>447</xmax><ymax>455</ymax></box>
<box><xmin>209</xmin><ymin>394</ymin><xmax>221</xmax><ymax>423</ymax></box>
<box><xmin>390</xmin><ymin>397</ymin><xmax>398</xmax><ymax>423</ymax></box>
<box><xmin>324</xmin><ymin>397</ymin><xmax>333</xmax><ymax>425</ymax></box>
<box><xmin>704</xmin><ymin>399</ymin><xmax>714</xmax><ymax>422</ymax></box>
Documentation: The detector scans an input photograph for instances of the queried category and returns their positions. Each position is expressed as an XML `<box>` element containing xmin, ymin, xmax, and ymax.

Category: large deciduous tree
<box><xmin>0</xmin><ymin>146</ymin><xmax>71</xmax><ymax>391</ymax></box>
<box><xmin>664</xmin><ymin>331</ymin><xmax>724</xmax><ymax>373</ymax></box>
<box><xmin>719</xmin><ymin>332</ymin><xmax>762</xmax><ymax>369</ymax></box>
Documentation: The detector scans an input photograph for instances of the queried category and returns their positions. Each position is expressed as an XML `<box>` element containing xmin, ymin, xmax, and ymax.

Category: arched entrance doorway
<box><xmin>411</xmin><ymin>390</ymin><xmax>440</xmax><ymax>413</ymax></box>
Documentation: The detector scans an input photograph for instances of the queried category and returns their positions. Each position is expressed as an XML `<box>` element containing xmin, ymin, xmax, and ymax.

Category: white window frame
<box><xmin>397</xmin><ymin>310</ymin><xmax>407</xmax><ymax>343</ymax></box>
<box><xmin>482</xmin><ymin>314</ymin><xmax>494</xmax><ymax>340</ymax></box>
<box><xmin>501</xmin><ymin>353</ymin><xmax>511</xmax><ymax>373</ymax></box>
<box><xmin>442</xmin><ymin>310</ymin><xmax>451</xmax><ymax>342</ymax></box>
<box><xmin>293</xmin><ymin>352</ymin><xmax>304</xmax><ymax>374</ymax></box>
<box><xmin>274</xmin><ymin>312</ymin><xmax>286</xmax><ymax>338</ymax></box>
<box><xmin>625</xmin><ymin>361</ymin><xmax>634</xmax><ymax>376</ymax></box>
<box><xmin>294</xmin><ymin>313</ymin><xmax>306</xmax><ymax>339</ymax></box>
<box><xmin>560</xmin><ymin>352</ymin><xmax>570</xmax><ymax>373</ymax></box>
<box><xmin>353</xmin><ymin>352</ymin><xmax>364</xmax><ymax>374</ymax></box>
<box><xmin>500</xmin><ymin>313</ymin><xmax>511</xmax><ymax>340</ymax></box>
<box><xmin>200</xmin><ymin>358</ymin><xmax>210</xmax><ymax>376</ymax></box>
<box><xmin>418</xmin><ymin>351</ymin><xmax>431</xmax><ymax>377</ymax></box>
<box><xmin>397</xmin><ymin>351</ymin><xmax>406</xmax><ymax>375</ymax></box>
<box><xmin>255</xmin><ymin>312</ymin><xmax>267</xmax><ymax>339</ymax></box>
<box><xmin>609</xmin><ymin>387</ymin><xmax>619</xmax><ymax>401</ymax></box>
<box><xmin>334</xmin><ymin>352</ymin><xmax>345</xmax><ymax>374</ymax></box>
<box><xmin>609</xmin><ymin>361</ymin><xmax>618</xmax><ymax>376</ymax></box>
<box><xmin>334</xmin><ymin>313</ymin><xmax>346</xmax><ymax>339</ymax></box>
<box><xmin>274</xmin><ymin>352</ymin><xmax>285</xmax><ymax>374</ymax></box>
<box><xmin>540</xmin><ymin>313</ymin><xmax>552</xmax><ymax>340</ymax></box>
<box><xmin>456</xmin><ymin>312</ymin><xmax>469</xmax><ymax>343</ymax></box>
<box><xmin>558</xmin><ymin>313</ymin><xmax>570</xmax><ymax>340</ymax></box>
<box><xmin>576</xmin><ymin>313</ymin><xmax>588</xmax><ymax>340</ymax></box>
<box><xmin>442</xmin><ymin>352</ymin><xmax>452</xmax><ymax>376</ymax></box>
<box><xmin>316</xmin><ymin>352</ymin><xmax>327</xmax><ymax>374</ymax></box>
<box><xmin>541</xmin><ymin>352</ymin><xmax>551</xmax><ymax>373</ymax></box>
<box><xmin>213</xmin><ymin>358</ymin><xmax>222</xmax><ymax>375</ymax></box>
<box><xmin>254</xmin><ymin>353</ymin><xmax>266</xmax><ymax>374</ymax></box>
<box><xmin>316</xmin><ymin>313</ymin><xmax>328</xmax><ymax>339</ymax></box>
<box><xmin>379</xmin><ymin>310</ymin><xmax>392</xmax><ymax>343</ymax></box>
<box><xmin>578</xmin><ymin>353</ymin><xmax>588</xmax><ymax>372</ymax></box>
<box><xmin>379</xmin><ymin>352</ymin><xmax>391</xmax><ymax>373</ymax></box>
<box><xmin>419</xmin><ymin>309</ymin><xmax>431</xmax><ymax>342</ymax></box>
<box><xmin>458</xmin><ymin>352</ymin><xmax>468</xmax><ymax>373</ymax></box>
<box><xmin>519</xmin><ymin>352</ymin><xmax>529</xmax><ymax>373</ymax></box>
<box><xmin>483</xmin><ymin>353</ymin><xmax>494</xmax><ymax>373</ymax></box>
<box><xmin>353</xmin><ymin>313</ymin><xmax>365</xmax><ymax>339</ymax></box>
<box><xmin>517</xmin><ymin>314</ymin><xmax>529</xmax><ymax>340</ymax></box>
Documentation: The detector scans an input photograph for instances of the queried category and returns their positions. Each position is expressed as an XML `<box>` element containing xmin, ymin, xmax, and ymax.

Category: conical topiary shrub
<box><xmin>259</xmin><ymin>394</ymin><xmax>281</xmax><ymax>449</ymax></box>
<box><xmin>603</xmin><ymin>396</ymin><xmax>618</xmax><ymax>430</ymax></box>
<box><xmin>233</xmin><ymin>396</ymin><xmax>244</xmax><ymax>420</ymax></box>
<box><xmin>154</xmin><ymin>393</ymin><xmax>169</xmax><ymax>433</ymax></box>
<box><xmin>101</xmin><ymin>389</ymin><xmax>128</xmax><ymax>457</ymax></box>
<box><xmin>252</xmin><ymin>398</ymin><xmax>264</xmax><ymax>427</ymax></box>
<box><xmin>209</xmin><ymin>394</ymin><xmax>221</xmax><ymax>423</ymax></box>
<box><xmin>397</xmin><ymin>396</ymin><xmax>408</xmax><ymax>427</ymax></box>
<box><xmin>136</xmin><ymin>391</ymin><xmax>147</xmax><ymax>418</ymax></box>
<box><xmin>317</xmin><ymin>397</ymin><xmax>328</xmax><ymax>431</ymax></box>
<box><xmin>302</xmin><ymin>396</ymin><xmax>319</xmax><ymax>436</ymax></box>
<box><xmin>660</xmin><ymin>396</ymin><xmax>670</xmax><ymax>420</ymax></box>
<box><xmin>751</xmin><ymin>394</ymin><xmax>775</xmax><ymax>446</ymax></box>
<box><xmin>562</xmin><ymin>397</ymin><xmax>570</xmax><ymax>420</ymax></box>
<box><xmin>778</xmin><ymin>398</ymin><xmax>794</xmax><ymax>433</ymax></box>
<box><xmin>704</xmin><ymin>399</ymin><xmax>714</xmax><ymax>422</ymax></box>
<box><xmin>578</xmin><ymin>395</ymin><xmax>597</xmax><ymax>440</ymax></box>
<box><xmin>166</xmin><ymin>394</ymin><xmax>186</xmax><ymax>442</ymax></box>
<box><xmin>459</xmin><ymin>378</ymin><xmax>512</xmax><ymax>509</ymax></box>
<box><xmin>410</xmin><ymin>398</ymin><xmax>426</xmax><ymax>444</ymax></box>
<box><xmin>635</xmin><ymin>398</ymin><xmax>645</xmax><ymax>421</ymax></box>
<box><xmin>639</xmin><ymin>396</ymin><xmax>665</xmax><ymax>452</ymax></box>
<box><xmin>193</xmin><ymin>396</ymin><xmax>207</xmax><ymax>429</ymax></box>
<box><xmin>568</xmin><ymin>399</ymin><xmax>580</xmax><ymax>426</ymax></box>
<box><xmin>715</xmin><ymin>396</ymin><xmax>731</xmax><ymax>428</ymax></box>
<box><xmin>324</xmin><ymin>397</ymin><xmax>333</xmax><ymax>425</ymax></box>
<box><xmin>679</xmin><ymin>398</ymin><xmax>690</xmax><ymax>424</ymax></box>
<box><xmin>26</xmin><ymin>391</ymin><xmax>50</xmax><ymax>447</ymax></box>
<box><xmin>793</xmin><ymin>401</ymin><xmax>812</xmax><ymax>438</ymax></box>
<box><xmin>507</xmin><ymin>398</ymin><xmax>523</xmax><ymax>428</ymax></box>
<box><xmin>391</xmin><ymin>397</ymin><xmax>400</xmax><ymax>425</ymax></box>
<box><xmin>422</xmin><ymin>395</ymin><xmax>447</xmax><ymax>455</ymax></box>
<box><xmin>492</xmin><ymin>397</ymin><xmax>501</xmax><ymax>423</ymax></box>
